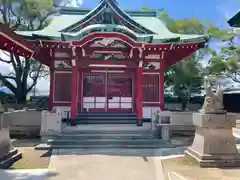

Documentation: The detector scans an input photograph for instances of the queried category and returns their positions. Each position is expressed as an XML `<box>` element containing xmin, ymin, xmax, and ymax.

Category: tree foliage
<box><xmin>165</xmin><ymin>57</ymin><xmax>203</xmax><ymax>109</ymax></box>
<box><xmin>204</xmin><ymin>26</ymin><xmax>240</xmax><ymax>83</ymax></box>
<box><xmin>167</xmin><ymin>18</ymin><xmax>206</xmax><ymax>34</ymax></box>
<box><xmin>161</xmin><ymin>14</ymin><xmax>209</xmax><ymax>109</ymax></box>
<box><xmin>0</xmin><ymin>0</ymin><xmax>55</xmax><ymax>103</ymax></box>
<box><xmin>140</xmin><ymin>7</ymin><xmax>210</xmax><ymax>109</ymax></box>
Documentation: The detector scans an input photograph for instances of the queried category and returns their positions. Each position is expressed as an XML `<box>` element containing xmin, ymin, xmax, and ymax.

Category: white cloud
<box><xmin>216</xmin><ymin>1</ymin><xmax>240</xmax><ymax>22</ymax></box>
<box><xmin>0</xmin><ymin>51</ymin><xmax>14</xmax><ymax>74</ymax></box>
<box><xmin>65</xmin><ymin>0</ymin><xmax>83</xmax><ymax>7</ymax></box>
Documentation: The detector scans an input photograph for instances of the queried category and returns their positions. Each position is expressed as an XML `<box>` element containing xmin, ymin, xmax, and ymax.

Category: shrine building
<box><xmin>0</xmin><ymin>0</ymin><xmax>208</xmax><ymax>125</ymax></box>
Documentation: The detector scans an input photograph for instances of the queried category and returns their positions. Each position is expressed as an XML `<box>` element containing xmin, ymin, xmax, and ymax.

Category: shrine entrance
<box><xmin>82</xmin><ymin>70</ymin><xmax>133</xmax><ymax>112</ymax></box>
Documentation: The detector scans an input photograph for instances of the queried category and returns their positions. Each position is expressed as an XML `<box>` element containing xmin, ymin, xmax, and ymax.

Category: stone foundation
<box><xmin>0</xmin><ymin>102</ymin><xmax>22</xmax><ymax>168</ymax></box>
<box><xmin>0</xmin><ymin>128</ymin><xmax>22</xmax><ymax>168</ymax></box>
<box><xmin>40</xmin><ymin>110</ymin><xmax>62</xmax><ymax>141</ymax></box>
<box><xmin>185</xmin><ymin>112</ymin><xmax>240</xmax><ymax>167</ymax></box>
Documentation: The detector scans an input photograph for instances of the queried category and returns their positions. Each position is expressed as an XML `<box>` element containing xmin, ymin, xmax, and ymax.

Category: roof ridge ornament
<box><xmin>101</xmin><ymin>0</ymin><xmax>118</xmax><ymax>4</ymax></box>
<box><xmin>95</xmin><ymin>37</ymin><xmax>119</xmax><ymax>47</ymax></box>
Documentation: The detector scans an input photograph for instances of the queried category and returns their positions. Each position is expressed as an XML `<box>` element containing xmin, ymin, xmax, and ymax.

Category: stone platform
<box><xmin>0</xmin><ymin>127</ymin><xmax>22</xmax><ymax>168</ymax></box>
<box><xmin>185</xmin><ymin>112</ymin><xmax>240</xmax><ymax>167</ymax></box>
<box><xmin>168</xmin><ymin>171</ymin><xmax>240</xmax><ymax>180</ymax></box>
<box><xmin>0</xmin><ymin>101</ymin><xmax>22</xmax><ymax>169</ymax></box>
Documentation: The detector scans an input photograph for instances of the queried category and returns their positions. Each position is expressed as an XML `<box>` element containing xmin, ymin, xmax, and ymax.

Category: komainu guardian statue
<box><xmin>199</xmin><ymin>76</ymin><xmax>226</xmax><ymax>114</ymax></box>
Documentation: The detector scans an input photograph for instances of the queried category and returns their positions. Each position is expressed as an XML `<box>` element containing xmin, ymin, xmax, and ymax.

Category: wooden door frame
<box><xmin>80</xmin><ymin>69</ymin><xmax>134</xmax><ymax>112</ymax></box>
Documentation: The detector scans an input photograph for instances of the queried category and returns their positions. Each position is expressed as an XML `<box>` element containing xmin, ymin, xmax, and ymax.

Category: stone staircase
<box><xmin>36</xmin><ymin>112</ymin><xmax>176</xmax><ymax>150</ymax></box>
<box><xmin>0</xmin><ymin>148</ymin><xmax>22</xmax><ymax>169</ymax></box>
<box><xmin>35</xmin><ymin>128</ymin><xmax>175</xmax><ymax>150</ymax></box>
<box><xmin>72</xmin><ymin>112</ymin><xmax>138</xmax><ymax>125</ymax></box>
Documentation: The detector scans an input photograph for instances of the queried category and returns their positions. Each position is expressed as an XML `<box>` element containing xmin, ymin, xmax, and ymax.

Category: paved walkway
<box><xmin>0</xmin><ymin>147</ymin><xmax>186</xmax><ymax>180</ymax></box>
<box><xmin>48</xmin><ymin>149</ymin><xmax>165</xmax><ymax>180</ymax></box>
<box><xmin>46</xmin><ymin>148</ymin><xmax>186</xmax><ymax>180</ymax></box>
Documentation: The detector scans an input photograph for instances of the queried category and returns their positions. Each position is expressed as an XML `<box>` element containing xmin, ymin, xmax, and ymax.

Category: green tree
<box><xmin>140</xmin><ymin>7</ymin><xmax>210</xmax><ymax>109</ymax></box>
<box><xmin>141</xmin><ymin>6</ymin><xmax>164</xmax><ymax>12</ymax></box>
<box><xmin>0</xmin><ymin>0</ymin><xmax>55</xmax><ymax>103</ymax></box>
<box><xmin>163</xmin><ymin>16</ymin><xmax>209</xmax><ymax>109</ymax></box>
<box><xmin>205</xmin><ymin>26</ymin><xmax>240</xmax><ymax>83</ymax></box>
<box><xmin>165</xmin><ymin>57</ymin><xmax>203</xmax><ymax>110</ymax></box>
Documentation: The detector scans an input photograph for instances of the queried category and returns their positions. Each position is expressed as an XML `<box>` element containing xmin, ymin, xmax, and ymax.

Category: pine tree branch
<box><xmin>1</xmin><ymin>75</ymin><xmax>16</xmax><ymax>80</ymax></box>
<box><xmin>14</xmin><ymin>54</ymin><xmax>22</xmax><ymax>70</ymax></box>
<box><xmin>2</xmin><ymin>2</ymin><xmax>9</xmax><ymax>25</ymax></box>
<box><xmin>226</xmin><ymin>73</ymin><xmax>240</xmax><ymax>83</ymax></box>
<box><xmin>21</xmin><ymin>59</ymin><xmax>30</xmax><ymax>93</ymax></box>
<box><xmin>38</xmin><ymin>11</ymin><xmax>56</xmax><ymax>30</ymax></box>
<box><xmin>0</xmin><ymin>57</ymin><xmax>11</xmax><ymax>63</ymax></box>
<box><xmin>0</xmin><ymin>73</ymin><xmax>16</xmax><ymax>94</ymax></box>
<box><xmin>27</xmin><ymin>63</ymin><xmax>43</xmax><ymax>92</ymax></box>
<box><xmin>11</xmin><ymin>18</ymin><xmax>21</xmax><ymax>31</ymax></box>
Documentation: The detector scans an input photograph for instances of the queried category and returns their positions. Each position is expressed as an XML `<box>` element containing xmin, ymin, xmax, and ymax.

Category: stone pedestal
<box><xmin>0</xmin><ymin>128</ymin><xmax>13</xmax><ymax>154</ymax></box>
<box><xmin>185</xmin><ymin>112</ymin><xmax>240</xmax><ymax>167</ymax></box>
<box><xmin>40</xmin><ymin>110</ymin><xmax>62</xmax><ymax>141</ymax></box>
<box><xmin>0</xmin><ymin>101</ymin><xmax>22</xmax><ymax>168</ymax></box>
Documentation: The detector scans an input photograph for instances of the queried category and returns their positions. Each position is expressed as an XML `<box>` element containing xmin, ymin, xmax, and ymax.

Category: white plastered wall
<box><xmin>52</xmin><ymin>106</ymin><xmax>71</xmax><ymax>119</ymax></box>
<box><xmin>142</xmin><ymin>107</ymin><xmax>161</xmax><ymax>119</ymax></box>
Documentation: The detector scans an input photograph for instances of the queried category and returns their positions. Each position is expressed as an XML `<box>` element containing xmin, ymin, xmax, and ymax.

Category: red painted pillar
<box><xmin>160</xmin><ymin>62</ymin><xmax>165</xmax><ymax>110</ymax></box>
<box><xmin>78</xmin><ymin>68</ymin><xmax>83</xmax><ymax>113</ymax></box>
<box><xmin>48</xmin><ymin>68</ymin><xmax>54</xmax><ymax>111</ymax></box>
<box><xmin>136</xmin><ymin>66</ymin><xmax>143</xmax><ymax>126</ymax></box>
<box><xmin>133</xmin><ymin>69</ymin><xmax>138</xmax><ymax>113</ymax></box>
<box><xmin>70</xmin><ymin>65</ymin><xmax>78</xmax><ymax>119</ymax></box>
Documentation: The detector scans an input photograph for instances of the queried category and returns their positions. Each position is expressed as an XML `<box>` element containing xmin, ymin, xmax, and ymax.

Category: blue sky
<box><xmin>78</xmin><ymin>0</ymin><xmax>240</xmax><ymax>28</ymax></box>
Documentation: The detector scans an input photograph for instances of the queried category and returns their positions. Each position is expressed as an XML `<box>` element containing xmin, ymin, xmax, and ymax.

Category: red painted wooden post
<box><xmin>48</xmin><ymin>68</ymin><xmax>54</xmax><ymax>111</ymax></box>
<box><xmin>159</xmin><ymin>71</ymin><xmax>164</xmax><ymax>110</ymax></box>
<box><xmin>78</xmin><ymin>68</ymin><xmax>83</xmax><ymax>113</ymax></box>
<box><xmin>136</xmin><ymin>66</ymin><xmax>143</xmax><ymax>125</ymax></box>
<box><xmin>133</xmin><ymin>69</ymin><xmax>137</xmax><ymax>113</ymax></box>
<box><xmin>160</xmin><ymin>62</ymin><xmax>165</xmax><ymax>110</ymax></box>
<box><xmin>70</xmin><ymin>65</ymin><xmax>78</xmax><ymax>119</ymax></box>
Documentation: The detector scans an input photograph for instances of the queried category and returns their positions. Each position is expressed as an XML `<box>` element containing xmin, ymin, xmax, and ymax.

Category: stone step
<box><xmin>74</xmin><ymin>120</ymin><xmax>136</xmax><ymax>124</ymax></box>
<box><xmin>75</xmin><ymin>115</ymin><xmax>137</xmax><ymax>120</ymax></box>
<box><xmin>57</xmin><ymin>134</ymin><xmax>154</xmax><ymax>139</ymax></box>
<box><xmin>47</xmin><ymin>139</ymin><xmax>162</xmax><ymax>146</ymax></box>
<box><xmin>77</xmin><ymin>112</ymin><xmax>137</xmax><ymax>117</ymax></box>
<box><xmin>0</xmin><ymin>149</ymin><xmax>22</xmax><ymax>169</ymax></box>
<box><xmin>0</xmin><ymin>148</ymin><xmax>18</xmax><ymax>162</ymax></box>
<box><xmin>35</xmin><ymin>143</ymin><xmax>175</xmax><ymax>150</ymax></box>
<box><xmin>73</xmin><ymin>112</ymin><xmax>138</xmax><ymax>125</ymax></box>
<box><xmin>75</xmin><ymin>115</ymin><xmax>137</xmax><ymax>118</ymax></box>
<box><xmin>62</xmin><ymin>130</ymin><xmax>152</xmax><ymax>135</ymax></box>
<box><xmin>171</xmin><ymin>130</ymin><xmax>195</xmax><ymax>136</ymax></box>
<box><xmin>233</xmin><ymin>128</ymin><xmax>240</xmax><ymax>136</ymax></box>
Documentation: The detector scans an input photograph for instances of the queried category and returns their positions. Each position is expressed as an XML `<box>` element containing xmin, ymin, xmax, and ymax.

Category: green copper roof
<box><xmin>16</xmin><ymin>0</ymin><xmax>209</xmax><ymax>43</ymax></box>
<box><xmin>61</xmin><ymin>24</ymin><xmax>154</xmax><ymax>42</ymax></box>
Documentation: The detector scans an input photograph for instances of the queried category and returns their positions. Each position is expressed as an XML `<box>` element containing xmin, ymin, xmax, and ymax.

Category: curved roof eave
<box><xmin>15</xmin><ymin>31</ymin><xmax>62</xmax><ymax>39</ymax></box>
<box><xmin>60</xmin><ymin>1</ymin><xmax>106</xmax><ymax>32</ymax></box>
<box><xmin>179</xmin><ymin>35</ymin><xmax>210</xmax><ymax>43</ymax></box>
<box><xmin>153</xmin><ymin>35</ymin><xmax>209</xmax><ymax>43</ymax></box>
<box><xmin>61</xmin><ymin>24</ymin><xmax>154</xmax><ymax>38</ymax></box>
<box><xmin>132</xmin><ymin>16</ymin><xmax>210</xmax><ymax>43</ymax></box>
